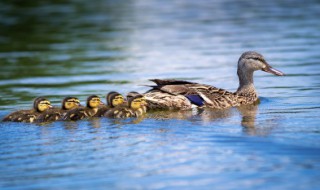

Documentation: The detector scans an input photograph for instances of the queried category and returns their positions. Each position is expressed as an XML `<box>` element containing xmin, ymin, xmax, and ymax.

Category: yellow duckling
<box><xmin>36</xmin><ymin>97</ymin><xmax>81</xmax><ymax>122</ymax></box>
<box><xmin>95</xmin><ymin>91</ymin><xmax>125</xmax><ymax>117</ymax></box>
<box><xmin>2</xmin><ymin>97</ymin><xmax>52</xmax><ymax>123</ymax></box>
<box><xmin>103</xmin><ymin>94</ymin><xmax>147</xmax><ymax>118</ymax></box>
<box><xmin>126</xmin><ymin>91</ymin><xmax>147</xmax><ymax>113</ymax></box>
<box><xmin>63</xmin><ymin>95</ymin><xmax>103</xmax><ymax>121</ymax></box>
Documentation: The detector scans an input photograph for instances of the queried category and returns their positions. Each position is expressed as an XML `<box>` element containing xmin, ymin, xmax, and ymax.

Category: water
<box><xmin>1</xmin><ymin>0</ymin><xmax>320</xmax><ymax>189</ymax></box>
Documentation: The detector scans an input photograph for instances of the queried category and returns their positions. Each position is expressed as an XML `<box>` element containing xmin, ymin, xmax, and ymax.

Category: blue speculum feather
<box><xmin>185</xmin><ymin>95</ymin><xmax>204</xmax><ymax>106</ymax></box>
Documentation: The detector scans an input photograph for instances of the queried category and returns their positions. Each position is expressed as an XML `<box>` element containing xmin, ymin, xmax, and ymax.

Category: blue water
<box><xmin>1</xmin><ymin>0</ymin><xmax>320</xmax><ymax>189</ymax></box>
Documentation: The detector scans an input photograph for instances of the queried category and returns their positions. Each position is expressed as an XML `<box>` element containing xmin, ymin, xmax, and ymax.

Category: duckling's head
<box><xmin>238</xmin><ymin>51</ymin><xmax>285</xmax><ymax>76</ymax></box>
<box><xmin>127</xmin><ymin>92</ymin><xmax>147</xmax><ymax>105</ymax></box>
<box><xmin>128</xmin><ymin>94</ymin><xmax>147</xmax><ymax>110</ymax></box>
<box><xmin>34</xmin><ymin>97</ymin><xmax>52</xmax><ymax>112</ymax></box>
<box><xmin>87</xmin><ymin>95</ymin><xmax>102</xmax><ymax>108</ymax></box>
<box><xmin>126</xmin><ymin>91</ymin><xmax>140</xmax><ymax>100</ymax></box>
<box><xmin>107</xmin><ymin>91</ymin><xmax>124</xmax><ymax>107</ymax></box>
<box><xmin>62</xmin><ymin>97</ymin><xmax>81</xmax><ymax>110</ymax></box>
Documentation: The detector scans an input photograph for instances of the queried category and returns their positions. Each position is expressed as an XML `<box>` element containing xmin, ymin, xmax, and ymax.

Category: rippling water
<box><xmin>1</xmin><ymin>0</ymin><xmax>320</xmax><ymax>189</ymax></box>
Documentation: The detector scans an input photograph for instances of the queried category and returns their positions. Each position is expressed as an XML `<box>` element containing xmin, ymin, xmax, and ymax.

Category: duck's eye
<box><xmin>252</xmin><ymin>57</ymin><xmax>263</xmax><ymax>62</ymax></box>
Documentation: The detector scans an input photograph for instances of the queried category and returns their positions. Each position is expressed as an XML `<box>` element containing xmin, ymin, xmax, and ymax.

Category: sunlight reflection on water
<box><xmin>0</xmin><ymin>0</ymin><xmax>320</xmax><ymax>189</ymax></box>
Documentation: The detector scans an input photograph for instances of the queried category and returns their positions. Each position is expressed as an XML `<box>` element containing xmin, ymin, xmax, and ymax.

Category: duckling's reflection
<box><xmin>61</xmin><ymin>120</ymin><xmax>79</xmax><ymax>130</ymax></box>
<box><xmin>103</xmin><ymin>115</ymin><xmax>146</xmax><ymax>125</ymax></box>
<box><xmin>88</xmin><ymin>118</ymin><xmax>102</xmax><ymax>128</ymax></box>
<box><xmin>146</xmin><ymin>110</ymin><xmax>194</xmax><ymax>120</ymax></box>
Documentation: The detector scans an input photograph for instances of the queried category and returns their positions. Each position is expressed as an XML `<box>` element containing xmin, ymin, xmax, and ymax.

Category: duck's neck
<box><xmin>236</xmin><ymin>68</ymin><xmax>256</xmax><ymax>95</ymax></box>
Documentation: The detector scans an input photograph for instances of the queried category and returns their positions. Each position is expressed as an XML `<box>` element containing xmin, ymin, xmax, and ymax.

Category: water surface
<box><xmin>1</xmin><ymin>0</ymin><xmax>320</xmax><ymax>189</ymax></box>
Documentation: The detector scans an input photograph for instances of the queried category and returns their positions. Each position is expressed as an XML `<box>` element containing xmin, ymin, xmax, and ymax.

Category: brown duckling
<box><xmin>103</xmin><ymin>94</ymin><xmax>147</xmax><ymax>118</ymax></box>
<box><xmin>95</xmin><ymin>91</ymin><xmax>125</xmax><ymax>117</ymax></box>
<box><xmin>63</xmin><ymin>95</ymin><xmax>103</xmax><ymax>121</ymax></box>
<box><xmin>36</xmin><ymin>97</ymin><xmax>81</xmax><ymax>122</ymax></box>
<box><xmin>2</xmin><ymin>97</ymin><xmax>52</xmax><ymax>123</ymax></box>
<box><xmin>127</xmin><ymin>91</ymin><xmax>147</xmax><ymax>112</ymax></box>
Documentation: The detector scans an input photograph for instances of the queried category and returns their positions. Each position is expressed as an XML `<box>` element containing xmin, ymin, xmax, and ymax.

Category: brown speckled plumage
<box><xmin>2</xmin><ymin>97</ymin><xmax>52</xmax><ymax>123</ymax></box>
<box><xmin>63</xmin><ymin>95</ymin><xmax>102</xmax><ymax>121</ymax></box>
<box><xmin>104</xmin><ymin>94</ymin><xmax>147</xmax><ymax>118</ymax></box>
<box><xmin>144</xmin><ymin>51</ymin><xmax>284</xmax><ymax>110</ymax></box>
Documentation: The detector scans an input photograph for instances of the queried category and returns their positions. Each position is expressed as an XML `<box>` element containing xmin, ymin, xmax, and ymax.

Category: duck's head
<box><xmin>107</xmin><ymin>91</ymin><xmax>125</xmax><ymax>107</ymax></box>
<box><xmin>34</xmin><ymin>97</ymin><xmax>52</xmax><ymax>112</ymax></box>
<box><xmin>87</xmin><ymin>95</ymin><xmax>103</xmax><ymax>108</ymax></box>
<box><xmin>238</xmin><ymin>51</ymin><xmax>285</xmax><ymax>76</ymax></box>
<box><xmin>62</xmin><ymin>97</ymin><xmax>81</xmax><ymax>110</ymax></box>
<box><xmin>128</xmin><ymin>94</ymin><xmax>147</xmax><ymax>110</ymax></box>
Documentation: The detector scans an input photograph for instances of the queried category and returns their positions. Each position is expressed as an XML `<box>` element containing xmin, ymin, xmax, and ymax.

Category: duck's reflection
<box><xmin>54</xmin><ymin>100</ymin><xmax>275</xmax><ymax>136</ymax></box>
<box><xmin>237</xmin><ymin>102</ymin><xmax>258</xmax><ymax>129</ymax></box>
<box><xmin>144</xmin><ymin>101</ymin><xmax>274</xmax><ymax>136</ymax></box>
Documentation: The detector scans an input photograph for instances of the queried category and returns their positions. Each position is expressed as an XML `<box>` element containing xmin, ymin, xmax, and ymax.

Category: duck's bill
<box><xmin>262</xmin><ymin>66</ymin><xmax>285</xmax><ymax>76</ymax></box>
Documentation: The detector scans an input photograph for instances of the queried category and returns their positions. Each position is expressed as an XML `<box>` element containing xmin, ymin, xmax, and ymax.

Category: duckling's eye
<box><xmin>115</xmin><ymin>96</ymin><xmax>124</xmax><ymax>100</ymax></box>
<box><xmin>41</xmin><ymin>101</ymin><xmax>51</xmax><ymax>105</ymax></box>
<box><xmin>133</xmin><ymin>99</ymin><xmax>141</xmax><ymax>103</ymax></box>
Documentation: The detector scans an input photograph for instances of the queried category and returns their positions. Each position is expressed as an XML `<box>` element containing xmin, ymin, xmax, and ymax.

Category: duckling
<box><xmin>104</xmin><ymin>94</ymin><xmax>147</xmax><ymax>118</ymax></box>
<box><xmin>95</xmin><ymin>91</ymin><xmax>125</xmax><ymax>117</ymax></box>
<box><xmin>144</xmin><ymin>51</ymin><xmax>285</xmax><ymax>110</ymax></box>
<box><xmin>36</xmin><ymin>97</ymin><xmax>81</xmax><ymax>122</ymax></box>
<box><xmin>63</xmin><ymin>95</ymin><xmax>103</xmax><ymax>121</ymax></box>
<box><xmin>2</xmin><ymin>97</ymin><xmax>52</xmax><ymax>123</ymax></box>
<box><xmin>127</xmin><ymin>91</ymin><xmax>147</xmax><ymax>113</ymax></box>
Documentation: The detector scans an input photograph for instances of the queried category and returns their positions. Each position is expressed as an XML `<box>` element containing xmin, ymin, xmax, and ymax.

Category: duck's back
<box><xmin>63</xmin><ymin>107</ymin><xmax>88</xmax><ymax>121</ymax></box>
<box><xmin>3</xmin><ymin>109</ymin><xmax>38</xmax><ymax>123</ymax></box>
<box><xmin>36</xmin><ymin>108</ymin><xmax>63</xmax><ymax>122</ymax></box>
<box><xmin>145</xmin><ymin>79</ymin><xmax>240</xmax><ymax>110</ymax></box>
<box><xmin>104</xmin><ymin>107</ymin><xmax>135</xmax><ymax>118</ymax></box>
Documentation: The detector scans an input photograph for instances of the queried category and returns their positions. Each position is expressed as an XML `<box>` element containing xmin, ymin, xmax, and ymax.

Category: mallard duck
<box><xmin>104</xmin><ymin>94</ymin><xmax>147</xmax><ymax>118</ymax></box>
<box><xmin>63</xmin><ymin>95</ymin><xmax>103</xmax><ymax>121</ymax></box>
<box><xmin>36</xmin><ymin>97</ymin><xmax>81</xmax><ymax>122</ymax></box>
<box><xmin>144</xmin><ymin>51</ymin><xmax>285</xmax><ymax>110</ymax></box>
<box><xmin>95</xmin><ymin>91</ymin><xmax>125</xmax><ymax>117</ymax></box>
<box><xmin>2</xmin><ymin>97</ymin><xmax>52</xmax><ymax>123</ymax></box>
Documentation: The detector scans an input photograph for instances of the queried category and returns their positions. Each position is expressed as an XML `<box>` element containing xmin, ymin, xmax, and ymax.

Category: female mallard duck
<box><xmin>36</xmin><ymin>97</ymin><xmax>81</xmax><ymax>122</ymax></box>
<box><xmin>103</xmin><ymin>94</ymin><xmax>147</xmax><ymax>118</ymax></box>
<box><xmin>63</xmin><ymin>95</ymin><xmax>103</xmax><ymax>121</ymax></box>
<box><xmin>144</xmin><ymin>51</ymin><xmax>285</xmax><ymax>110</ymax></box>
<box><xmin>2</xmin><ymin>97</ymin><xmax>52</xmax><ymax>123</ymax></box>
<box><xmin>95</xmin><ymin>91</ymin><xmax>125</xmax><ymax>117</ymax></box>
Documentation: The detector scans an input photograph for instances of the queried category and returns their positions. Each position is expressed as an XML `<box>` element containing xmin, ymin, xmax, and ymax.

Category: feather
<box><xmin>185</xmin><ymin>95</ymin><xmax>204</xmax><ymax>106</ymax></box>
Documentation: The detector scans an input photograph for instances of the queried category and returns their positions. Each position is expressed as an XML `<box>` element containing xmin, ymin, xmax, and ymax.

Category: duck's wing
<box><xmin>2</xmin><ymin>109</ymin><xmax>32</xmax><ymax>122</ymax></box>
<box><xmin>150</xmin><ymin>79</ymin><xmax>196</xmax><ymax>85</ymax></box>
<box><xmin>63</xmin><ymin>107</ymin><xmax>88</xmax><ymax>121</ymax></box>
<box><xmin>146</xmin><ymin>79</ymin><xmax>239</xmax><ymax>109</ymax></box>
<box><xmin>36</xmin><ymin>108</ymin><xmax>62</xmax><ymax>122</ymax></box>
<box><xmin>2</xmin><ymin>110</ymin><xmax>38</xmax><ymax>122</ymax></box>
<box><xmin>184</xmin><ymin>84</ymin><xmax>239</xmax><ymax>108</ymax></box>
<box><xmin>94</xmin><ymin>105</ymin><xmax>109</xmax><ymax>117</ymax></box>
<box><xmin>104</xmin><ymin>107</ymin><xmax>134</xmax><ymax>118</ymax></box>
<box><xmin>11</xmin><ymin>111</ymin><xmax>38</xmax><ymax>123</ymax></box>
